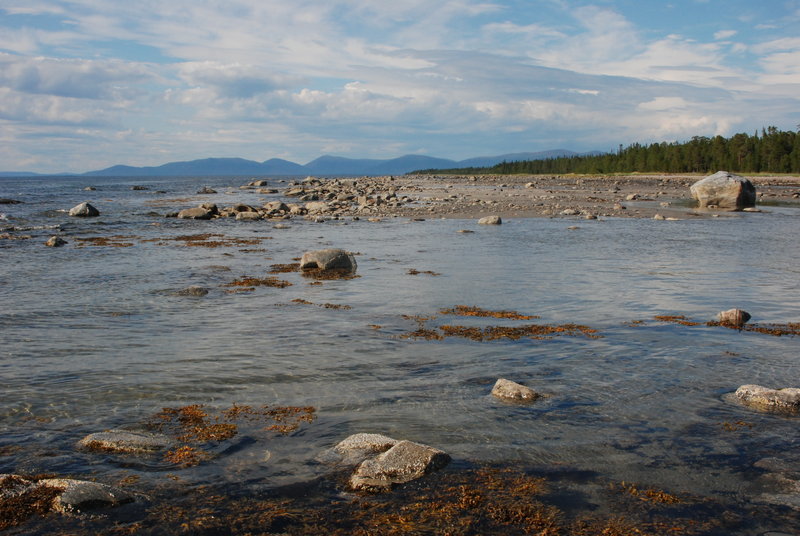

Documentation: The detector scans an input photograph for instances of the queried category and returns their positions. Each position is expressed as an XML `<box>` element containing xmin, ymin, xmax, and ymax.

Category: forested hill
<box><xmin>418</xmin><ymin>127</ymin><xmax>800</xmax><ymax>175</ymax></box>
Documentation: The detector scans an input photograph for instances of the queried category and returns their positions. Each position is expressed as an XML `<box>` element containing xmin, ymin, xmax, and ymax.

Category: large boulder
<box><xmin>350</xmin><ymin>440</ymin><xmax>450</xmax><ymax>492</ymax></box>
<box><xmin>690</xmin><ymin>171</ymin><xmax>756</xmax><ymax>210</ymax></box>
<box><xmin>68</xmin><ymin>202</ymin><xmax>99</xmax><ymax>217</ymax></box>
<box><xmin>300</xmin><ymin>248</ymin><xmax>357</xmax><ymax>272</ymax></box>
<box><xmin>735</xmin><ymin>385</ymin><xmax>800</xmax><ymax>411</ymax></box>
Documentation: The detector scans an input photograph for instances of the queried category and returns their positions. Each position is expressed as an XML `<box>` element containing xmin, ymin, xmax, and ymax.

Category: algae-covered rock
<box><xmin>735</xmin><ymin>385</ymin><xmax>800</xmax><ymax>411</ymax></box>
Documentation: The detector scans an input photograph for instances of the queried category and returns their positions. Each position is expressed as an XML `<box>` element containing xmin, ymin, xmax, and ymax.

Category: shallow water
<box><xmin>2</xmin><ymin>175</ymin><xmax>800</xmax><ymax>533</ymax></box>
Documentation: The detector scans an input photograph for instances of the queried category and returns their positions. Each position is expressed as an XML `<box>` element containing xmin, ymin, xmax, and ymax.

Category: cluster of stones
<box><xmin>173</xmin><ymin>176</ymin><xmax>418</xmax><ymax>221</ymax></box>
<box><xmin>331</xmin><ymin>433</ymin><xmax>451</xmax><ymax>492</ymax></box>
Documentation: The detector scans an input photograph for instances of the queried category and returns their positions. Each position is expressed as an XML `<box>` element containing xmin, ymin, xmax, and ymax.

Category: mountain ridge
<box><xmin>4</xmin><ymin>149</ymin><xmax>596</xmax><ymax>177</ymax></box>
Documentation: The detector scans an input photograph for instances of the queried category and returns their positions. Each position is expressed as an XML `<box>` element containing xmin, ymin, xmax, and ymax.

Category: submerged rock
<box><xmin>690</xmin><ymin>171</ymin><xmax>756</xmax><ymax>210</ymax></box>
<box><xmin>350</xmin><ymin>440</ymin><xmax>450</xmax><ymax>492</ymax></box>
<box><xmin>735</xmin><ymin>385</ymin><xmax>800</xmax><ymax>411</ymax></box>
<box><xmin>68</xmin><ymin>202</ymin><xmax>99</xmax><ymax>217</ymax></box>
<box><xmin>491</xmin><ymin>378</ymin><xmax>541</xmax><ymax>403</ymax></box>
<box><xmin>299</xmin><ymin>248</ymin><xmax>357</xmax><ymax>272</ymax></box>
<box><xmin>717</xmin><ymin>308</ymin><xmax>751</xmax><ymax>327</ymax></box>
<box><xmin>173</xmin><ymin>286</ymin><xmax>210</xmax><ymax>297</ymax></box>
<box><xmin>0</xmin><ymin>474</ymin><xmax>134</xmax><ymax>517</ymax></box>
<box><xmin>197</xmin><ymin>186</ymin><xmax>217</xmax><ymax>194</ymax></box>
<box><xmin>78</xmin><ymin>429</ymin><xmax>173</xmax><ymax>453</ymax></box>
<box><xmin>478</xmin><ymin>215</ymin><xmax>502</xmax><ymax>225</ymax></box>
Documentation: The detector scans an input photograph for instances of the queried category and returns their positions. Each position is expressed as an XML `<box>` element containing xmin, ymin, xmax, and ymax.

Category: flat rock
<box><xmin>68</xmin><ymin>202</ymin><xmax>99</xmax><ymax>217</ymax></box>
<box><xmin>42</xmin><ymin>478</ymin><xmax>134</xmax><ymax>513</ymax></box>
<box><xmin>478</xmin><ymin>215</ymin><xmax>502</xmax><ymax>225</ymax></box>
<box><xmin>177</xmin><ymin>207</ymin><xmax>213</xmax><ymax>220</ymax></box>
<box><xmin>334</xmin><ymin>433</ymin><xmax>398</xmax><ymax>456</ymax></box>
<box><xmin>235</xmin><ymin>211</ymin><xmax>262</xmax><ymax>221</ymax></box>
<box><xmin>0</xmin><ymin>474</ymin><xmax>133</xmax><ymax>515</ymax></box>
<box><xmin>350</xmin><ymin>440</ymin><xmax>450</xmax><ymax>492</ymax></box>
<box><xmin>491</xmin><ymin>378</ymin><xmax>541</xmax><ymax>402</ymax></box>
<box><xmin>299</xmin><ymin>248</ymin><xmax>357</xmax><ymax>272</ymax></box>
<box><xmin>690</xmin><ymin>171</ymin><xmax>756</xmax><ymax>210</ymax></box>
<box><xmin>735</xmin><ymin>385</ymin><xmax>800</xmax><ymax>411</ymax></box>
<box><xmin>78</xmin><ymin>429</ymin><xmax>173</xmax><ymax>453</ymax></box>
<box><xmin>173</xmin><ymin>286</ymin><xmax>209</xmax><ymax>297</ymax></box>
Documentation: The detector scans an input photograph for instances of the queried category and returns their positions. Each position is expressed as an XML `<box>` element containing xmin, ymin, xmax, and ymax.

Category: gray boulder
<box><xmin>491</xmin><ymin>378</ymin><xmax>541</xmax><ymax>402</ymax></box>
<box><xmin>300</xmin><ymin>248</ymin><xmax>357</xmax><ymax>272</ymax></box>
<box><xmin>78</xmin><ymin>429</ymin><xmax>173</xmax><ymax>453</ymax></box>
<box><xmin>478</xmin><ymin>215</ymin><xmax>502</xmax><ymax>225</ymax></box>
<box><xmin>735</xmin><ymin>385</ymin><xmax>800</xmax><ymax>411</ymax></box>
<box><xmin>350</xmin><ymin>440</ymin><xmax>450</xmax><ymax>492</ymax></box>
<box><xmin>690</xmin><ymin>171</ymin><xmax>756</xmax><ymax>210</ymax></box>
<box><xmin>173</xmin><ymin>286</ymin><xmax>209</xmax><ymax>297</ymax></box>
<box><xmin>177</xmin><ymin>207</ymin><xmax>213</xmax><ymax>220</ymax></box>
<box><xmin>717</xmin><ymin>308</ymin><xmax>751</xmax><ymax>327</ymax></box>
<box><xmin>45</xmin><ymin>236</ymin><xmax>67</xmax><ymax>247</ymax></box>
<box><xmin>68</xmin><ymin>202</ymin><xmax>99</xmax><ymax>217</ymax></box>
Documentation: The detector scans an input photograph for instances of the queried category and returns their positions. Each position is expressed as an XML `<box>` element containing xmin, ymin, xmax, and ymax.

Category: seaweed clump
<box><xmin>224</xmin><ymin>275</ymin><xmax>292</xmax><ymax>292</ymax></box>
<box><xmin>441</xmin><ymin>305</ymin><xmax>540</xmax><ymax>321</ymax></box>
<box><xmin>0</xmin><ymin>475</ymin><xmax>62</xmax><ymax>531</ymax></box>
<box><xmin>148</xmin><ymin>403</ymin><xmax>316</xmax><ymax>467</ymax></box>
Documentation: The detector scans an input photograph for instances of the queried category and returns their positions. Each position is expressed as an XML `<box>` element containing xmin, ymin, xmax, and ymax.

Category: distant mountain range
<box><xmin>3</xmin><ymin>149</ymin><xmax>599</xmax><ymax>177</ymax></box>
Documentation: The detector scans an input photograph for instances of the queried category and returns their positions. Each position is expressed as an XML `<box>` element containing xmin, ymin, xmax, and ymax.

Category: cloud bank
<box><xmin>0</xmin><ymin>0</ymin><xmax>798</xmax><ymax>172</ymax></box>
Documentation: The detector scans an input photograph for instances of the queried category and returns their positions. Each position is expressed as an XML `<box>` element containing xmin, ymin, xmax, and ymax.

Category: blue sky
<box><xmin>1</xmin><ymin>0</ymin><xmax>799</xmax><ymax>173</ymax></box>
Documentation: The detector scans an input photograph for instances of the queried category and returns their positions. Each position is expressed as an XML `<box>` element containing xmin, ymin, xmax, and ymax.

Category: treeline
<box><xmin>423</xmin><ymin>127</ymin><xmax>800</xmax><ymax>175</ymax></box>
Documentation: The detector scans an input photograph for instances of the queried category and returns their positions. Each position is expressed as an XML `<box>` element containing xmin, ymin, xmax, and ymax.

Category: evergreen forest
<box><xmin>423</xmin><ymin>127</ymin><xmax>800</xmax><ymax>175</ymax></box>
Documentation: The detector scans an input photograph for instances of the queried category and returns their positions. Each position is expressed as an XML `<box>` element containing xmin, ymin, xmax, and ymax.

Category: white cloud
<box><xmin>713</xmin><ymin>30</ymin><xmax>737</xmax><ymax>40</ymax></box>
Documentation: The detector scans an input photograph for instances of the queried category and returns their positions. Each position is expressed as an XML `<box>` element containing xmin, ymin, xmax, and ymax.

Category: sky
<box><xmin>1</xmin><ymin>0</ymin><xmax>799</xmax><ymax>173</ymax></box>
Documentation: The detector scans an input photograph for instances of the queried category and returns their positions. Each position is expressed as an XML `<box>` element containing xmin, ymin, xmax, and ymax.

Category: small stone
<box><xmin>334</xmin><ymin>433</ymin><xmax>398</xmax><ymax>457</ymax></box>
<box><xmin>653</xmin><ymin>214</ymin><xmax>665</xmax><ymax>220</ymax></box>
<box><xmin>235</xmin><ymin>211</ymin><xmax>261</xmax><ymax>221</ymax></box>
<box><xmin>491</xmin><ymin>378</ymin><xmax>540</xmax><ymax>402</ymax></box>
<box><xmin>626</xmin><ymin>193</ymin><xmax>639</xmax><ymax>201</ymax></box>
<box><xmin>45</xmin><ymin>236</ymin><xmax>67</xmax><ymax>247</ymax></box>
<box><xmin>197</xmin><ymin>186</ymin><xmax>217</xmax><ymax>194</ymax></box>
<box><xmin>131</xmin><ymin>185</ymin><xmax>148</xmax><ymax>191</ymax></box>
<box><xmin>68</xmin><ymin>202</ymin><xmax>100</xmax><ymax>217</ymax></box>
<box><xmin>717</xmin><ymin>308</ymin><xmax>751</xmax><ymax>327</ymax></box>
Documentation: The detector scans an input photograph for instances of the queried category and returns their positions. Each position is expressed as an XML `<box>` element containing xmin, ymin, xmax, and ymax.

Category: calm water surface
<box><xmin>1</xmin><ymin>175</ymin><xmax>800</xmax><ymax>533</ymax></box>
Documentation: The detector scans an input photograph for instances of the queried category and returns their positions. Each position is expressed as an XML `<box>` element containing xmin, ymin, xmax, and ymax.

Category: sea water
<box><xmin>1</xmin><ymin>175</ymin><xmax>800</xmax><ymax>533</ymax></box>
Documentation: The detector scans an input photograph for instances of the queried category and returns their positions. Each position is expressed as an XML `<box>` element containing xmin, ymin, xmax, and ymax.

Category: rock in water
<box><xmin>299</xmin><ymin>248</ymin><xmax>357</xmax><ymax>272</ymax></box>
<box><xmin>690</xmin><ymin>171</ymin><xmax>756</xmax><ymax>210</ymax></box>
<box><xmin>0</xmin><ymin>474</ymin><xmax>133</xmax><ymax>516</ymax></box>
<box><xmin>735</xmin><ymin>385</ymin><xmax>800</xmax><ymax>411</ymax></box>
<box><xmin>350</xmin><ymin>440</ymin><xmax>450</xmax><ymax>492</ymax></box>
<box><xmin>68</xmin><ymin>202</ymin><xmax>99</xmax><ymax>217</ymax></box>
<box><xmin>177</xmin><ymin>207</ymin><xmax>214</xmax><ymax>220</ymax></box>
<box><xmin>717</xmin><ymin>308</ymin><xmax>751</xmax><ymax>327</ymax></box>
<box><xmin>478</xmin><ymin>215</ymin><xmax>502</xmax><ymax>225</ymax></box>
<box><xmin>45</xmin><ymin>236</ymin><xmax>67</xmax><ymax>247</ymax></box>
<box><xmin>491</xmin><ymin>378</ymin><xmax>541</xmax><ymax>402</ymax></box>
<box><xmin>78</xmin><ymin>429</ymin><xmax>174</xmax><ymax>453</ymax></box>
